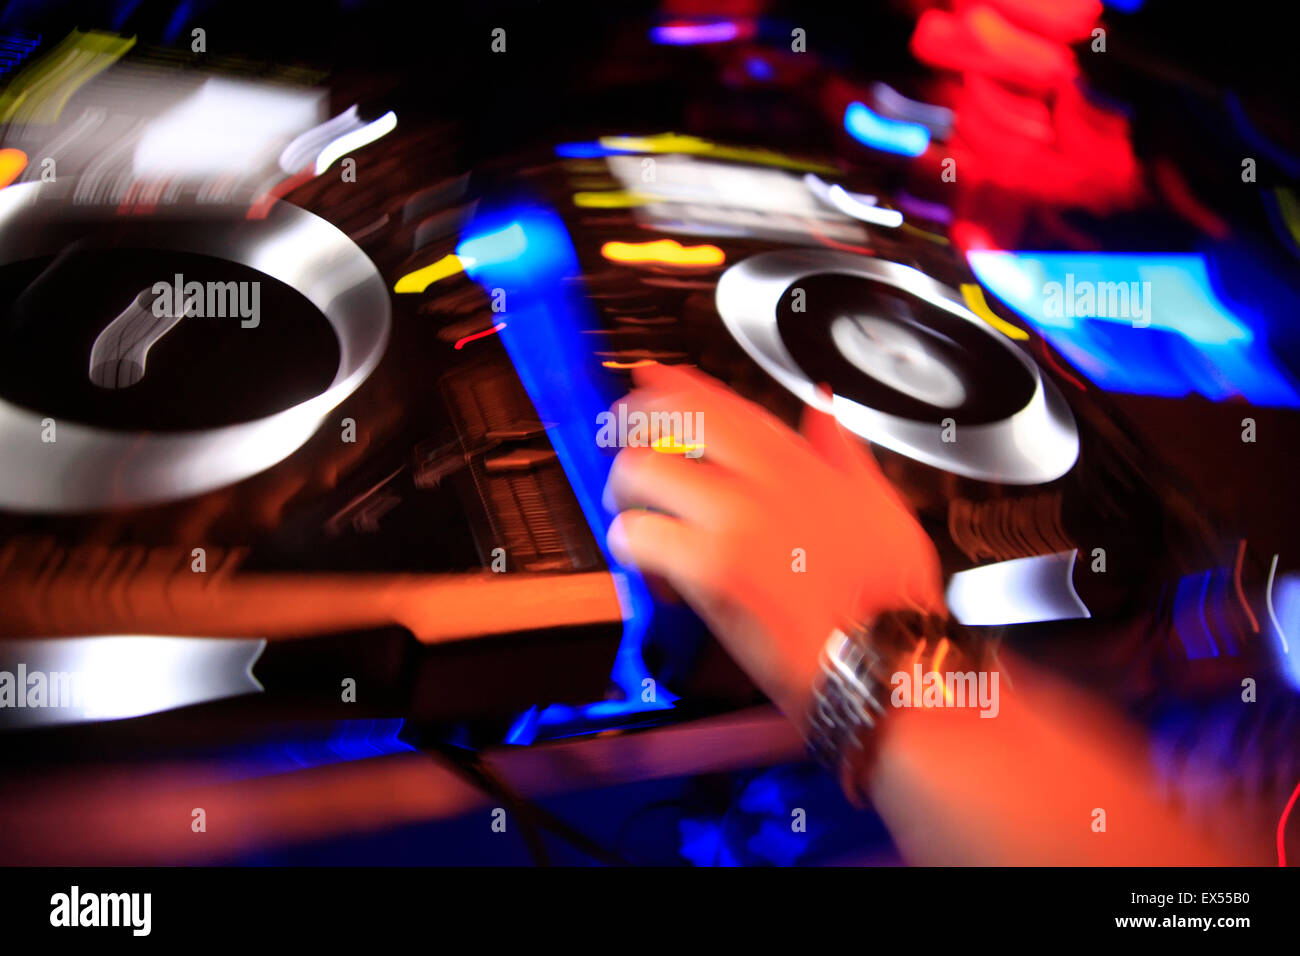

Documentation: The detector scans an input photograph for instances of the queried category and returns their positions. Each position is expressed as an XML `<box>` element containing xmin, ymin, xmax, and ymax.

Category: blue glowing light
<box><xmin>745</xmin><ymin>56</ymin><xmax>773</xmax><ymax>81</ymax></box>
<box><xmin>967</xmin><ymin>251</ymin><xmax>1300</xmax><ymax>407</ymax></box>
<box><xmin>651</xmin><ymin>21</ymin><xmax>740</xmax><ymax>46</ymax></box>
<box><xmin>1173</xmin><ymin>570</ymin><xmax>1220</xmax><ymax>660</ymax></box>
<box><xmin>455</xmin><ymin>207</ymin><xmax>676</xmax><ymax>729</ymax></box>
<box><xmin>162</xmin><ymin>1</ymin><xmax>195</xmax><ymax>44</ymax></box>
<box><xmin>504</xmin><ymin>705</ymin><xmax>540</xmax><ymax>744</ymax></box>
<box><xmin>1225</xmin><ymin>93</ymin><xmax>1300</xmax><ymax>179</ymax></box>
<box><xmin>555</xmin><ymin>141</ymin><xmax>620</xmax><ymax>159</ymax></box>
<box><xmin>110</xmin><ymin>0</ymin><xmax>144</xmax><ymax>30</ymax></box>
<box><xmin>230</xmin><ymin>719</ymin><xmax>413</xmax><ymax>779</ymax></box>
<box><xmin>843</xmin><ymin>101</ymin><xmax>931</xmax><ymax>157</ymax></box>
<box><xmin>0</xmin><ymin>31</ymin><xmax>40</xmax><ymax>76</ymax></box>
<box><xmin>1272</xmin><ymin>572</ymin><xmax>1300</xmax><ymax>690</ymax></box>
<box><xmin>678</xmin><ymin>818</ymin><xmax>733</xmax><ymax>866</ymax></box>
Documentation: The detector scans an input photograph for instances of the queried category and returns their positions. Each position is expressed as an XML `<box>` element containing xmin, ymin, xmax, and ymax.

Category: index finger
<box><xmin>616</xmin><ymin>364</ymin><xmax>811</xmax><ymax>479</ymax></box>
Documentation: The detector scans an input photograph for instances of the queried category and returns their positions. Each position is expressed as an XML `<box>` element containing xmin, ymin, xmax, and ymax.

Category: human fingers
<box><xmin>606</xmin><ymin>508</ymin><xmax>713</xmax><ymax>590</ymax></box>
<box><xmin>602</xmin><ymin>445</ymin><xmax>739</xmax><ymax>525</ymax></box>
<box><xmin>615</xmin><ymin>381</ymin><xmax>805</xmax><ymax>481</ymax></box>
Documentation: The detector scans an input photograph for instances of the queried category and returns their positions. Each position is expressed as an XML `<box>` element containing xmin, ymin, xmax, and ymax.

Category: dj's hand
<box><xmin>603</xmin><ymin>363</ymin><xmax>944</xmax><ymax>724</ymax></box>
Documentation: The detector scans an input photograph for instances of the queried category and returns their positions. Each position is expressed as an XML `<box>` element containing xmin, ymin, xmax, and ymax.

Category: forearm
<box><xmin>603</xmin><ymin>365</ymin><xmax>1246</xmax><ymax>864</ymax></box>
<box><xmin>862</xmin><ymin>651</ymin><xmax>1242</xmax><ymax>865</ymax></box>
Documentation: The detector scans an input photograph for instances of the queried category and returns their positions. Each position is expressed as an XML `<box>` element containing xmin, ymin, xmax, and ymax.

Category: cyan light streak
<box><xmin>843</xmin><ymin>101</ymin><xmax>931</xmax><ymax>157</ymax></box>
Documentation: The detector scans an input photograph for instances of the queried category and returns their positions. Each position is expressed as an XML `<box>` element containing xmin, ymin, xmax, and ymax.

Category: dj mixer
<box><xmin>0</xmin><ymin>0</ymin><xmax>1298</xmax><ymax>865</ymax></box>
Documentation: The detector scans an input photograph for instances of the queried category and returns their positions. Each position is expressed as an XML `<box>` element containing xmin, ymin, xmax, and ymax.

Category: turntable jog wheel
<box><xmin>0</xmin><ymin>182</ymin><xmax>391</xmax><ymax>512</ymax></box>
<box><xmin>715</xmin><ymin>250</ymin><xmax>1079</xmax><ymax>485</ymax></box>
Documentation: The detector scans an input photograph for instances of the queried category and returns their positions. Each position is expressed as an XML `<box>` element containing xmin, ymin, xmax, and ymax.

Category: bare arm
<box><xmin>605</xmin><ymin>363</ymin><xmax>1241</xmax><ymax>865</ymax></box>
<box><xmin>867</xmin><ymin>654</ymin><xmax>1240</xmax><ymax>864</ymax></box>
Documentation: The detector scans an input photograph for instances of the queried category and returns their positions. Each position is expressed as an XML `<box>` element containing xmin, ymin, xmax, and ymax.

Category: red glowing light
<box><xmin>454</xmin><ymin>322</ymin><xmax>507</xmax><ymax>350</ymax></box>
<box><xmin>1279</xmin><ymin>777</ymin><xmax>1300</xmax><ymax>866</ymax></box>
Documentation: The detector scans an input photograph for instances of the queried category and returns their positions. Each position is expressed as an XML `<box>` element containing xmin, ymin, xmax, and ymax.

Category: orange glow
<box><xmin>909</xmin><ymin>639</ymin><xmax>928</xmax><ymax>670</ymax></box>
<box><xmin>601</xmin><ymin>359</ymin><xmax>660</xmax><ymax>370</ymax></box>
<box><xmin>904</xmin><ymin>642</ymin><xmax>925</xmax><ymax>712</ymax></box>
<box><xmin>0</xmin><ymin>148</ymin><xmax>26</xmax><ymax>189</ymax></box>
<box><xmin>601</xmin><ymin>239</ymin><xmax>725</xmax><ymax>267</ymax></box>
<box><xmin>931</xmin><ymin>637</ymin><xmax>950</xmax><ymax>672</ymax></box>
<box><xmin>931</xmin><ymin>637</ymin><xmax>954</xmax><ymax>706</ymax></box>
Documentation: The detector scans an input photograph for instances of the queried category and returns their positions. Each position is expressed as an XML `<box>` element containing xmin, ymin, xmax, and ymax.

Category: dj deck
<box><xmin>0</xmin><ymin>0</ymin><xmax>1298</xmax><ymax>870</ymax></box>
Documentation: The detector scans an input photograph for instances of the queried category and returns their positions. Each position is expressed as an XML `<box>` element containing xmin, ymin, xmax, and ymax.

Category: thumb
<box><xmin>799</xmin><ymin>384</ymin><xmax>883</xmax><ymax>480</ymax></box>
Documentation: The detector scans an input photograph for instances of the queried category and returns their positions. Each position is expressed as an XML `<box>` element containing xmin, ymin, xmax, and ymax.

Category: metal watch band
<box><xmin>804</xmin><ymin>610</ymin><xmax>970</xmax><ymax>804</ymax></box>
<box><xmin>804</xmin><ymin>625</ymin><xmax>891</xmax><ymax>805</ymax></box>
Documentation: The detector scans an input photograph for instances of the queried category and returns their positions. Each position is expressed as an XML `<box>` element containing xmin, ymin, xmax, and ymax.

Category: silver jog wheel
<box><xmin>0</xmin><ymin>183</ymin><xmax>391</xmax><ymax>513</ymax></box>
<box><xmin>715</xmin><ymin>249</ymin><xmax>1079</xmax><ymax>485</ymax></box>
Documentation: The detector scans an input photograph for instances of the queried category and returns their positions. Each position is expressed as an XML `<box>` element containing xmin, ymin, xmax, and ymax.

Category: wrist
<box><xmin>800</xmin><ymin>607</ymin><xmax>981</xmax><ymax>803</ymax></box>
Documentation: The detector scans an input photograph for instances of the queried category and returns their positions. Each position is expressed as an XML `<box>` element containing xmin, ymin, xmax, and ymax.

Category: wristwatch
<box><xmin>804</xmin><ymin>609</ymin><xmax>973</xmax><ymax>805</ymax></box>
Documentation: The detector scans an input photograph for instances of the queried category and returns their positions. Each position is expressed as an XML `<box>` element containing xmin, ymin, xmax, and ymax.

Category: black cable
<box><xmin>424</xmin><ymin>742</ymin><xmax>630</xmax><ymax>866</ymax></box>
<box><xmin>461</xmin><ymin>750</ymin><xmax>629</xmax><ymax>866</ymax></box>
<box><xmin>425</xmin><ymin>743</ymin><xmax>550</xmax><ymax>865</ymax></box>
